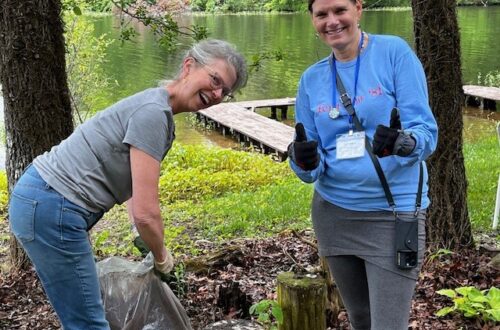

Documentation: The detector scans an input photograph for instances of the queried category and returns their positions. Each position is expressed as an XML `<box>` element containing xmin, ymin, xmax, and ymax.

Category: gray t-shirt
<box><xmin>34</xmin><ymin>87</ymin><xmax>175</xmax><ymax>213</ymax></box>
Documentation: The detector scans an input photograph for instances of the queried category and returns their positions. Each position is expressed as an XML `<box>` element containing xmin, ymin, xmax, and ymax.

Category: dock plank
<box><xmin>463</xmin><ymin>85</ymin><xmax>500</xmax><ymax>101</ymax></box>
<box><xmin>233</xmin><ymin>97</ymin><xmax>296</xmax><ymax>111</ymax></box>
<box><xmin>198</xmin><ymin>103</ymin><xmax>294</xmax><ymax>157</ymax></box>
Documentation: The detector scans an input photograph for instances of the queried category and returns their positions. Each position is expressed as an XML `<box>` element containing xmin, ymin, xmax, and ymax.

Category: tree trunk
<box><xmin>411</xmin><ymin>0</ymin><xmax>473</xmax><ymax>248</ymax></box>
<box><xmin>0</xmin><ymin>0</ymin><xmax>74</xmax><ymax>270</ymax></box>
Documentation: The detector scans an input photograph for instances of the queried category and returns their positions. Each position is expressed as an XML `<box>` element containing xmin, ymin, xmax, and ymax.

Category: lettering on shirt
<box><xmin>314</xmin><ymin>85</ymin><xmax>383</xmax><ymax>113</ymax></box>
<box><xmin>368</xmin><ymin>85</ymin><xmax>383</xmax><ymax>97</ymax></box>
<box><xmin>353</xmin><ymin>95</ymin><xmax>364</xmax><ymax>106</ymax></box>
<box><xmin>316</xmin><ymin>104</ymin><xmax>331</xmax><ymax>113</ymax></box>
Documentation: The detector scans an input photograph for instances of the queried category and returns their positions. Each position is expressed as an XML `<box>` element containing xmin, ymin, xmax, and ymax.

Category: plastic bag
<box><xmin>97</xmin><ymin>253</ymin><xmax>193</xmax><ymax>330</ymax></box>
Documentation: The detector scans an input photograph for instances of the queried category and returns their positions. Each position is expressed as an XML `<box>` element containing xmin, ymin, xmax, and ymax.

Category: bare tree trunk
<box><xmin>411</xmin><ymin>0</ymin><xmax>473</xmax><ymax>249</ymax></box>
<box><xmin>0</xmin><ymin>0</ymin><xmax>74</xmax><ymax>270</ymax></box>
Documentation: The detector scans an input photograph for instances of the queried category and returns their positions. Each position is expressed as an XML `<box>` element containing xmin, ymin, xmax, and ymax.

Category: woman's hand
<box><xmin>288</xmin><ymin>123</ymin><xmax>319</xmax><ymax>170</ymax></box>
<box><xmin>154</xmin><ymin>248</ymin><xmax>174</xmax><ymax>275</ymax></box>
<box><xmin>373</xmin><ymin>108</ymin><xmax>415</xmax><ymax>157</ymax></box>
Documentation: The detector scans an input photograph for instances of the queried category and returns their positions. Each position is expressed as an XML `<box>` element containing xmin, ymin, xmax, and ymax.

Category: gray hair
<box><xmin>184</xmin><ymin>39</ymin><xmax>248</xmax><ymax>92</ymax></box>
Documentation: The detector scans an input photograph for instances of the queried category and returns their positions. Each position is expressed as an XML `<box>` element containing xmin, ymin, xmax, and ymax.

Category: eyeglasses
<box><xmin>195</xmin><ymin>59</ymin><xmax>234</xmax><ymax>102</ymax></box>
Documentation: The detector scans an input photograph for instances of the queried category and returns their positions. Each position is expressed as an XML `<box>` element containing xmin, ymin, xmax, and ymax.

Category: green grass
<box><xmin>463</xmin><ymin>122</ymin><xmax>500</xmax><ymax>231</ymax></box>
<box><xmin>163</xmin><ymin>178</ymin><xmax>312</xmax><ymax>242</ymax></box>
<box><xmin>155</xmin><ymin>145</ymin><xmax>313</xmax><ymax>254</ymax></box>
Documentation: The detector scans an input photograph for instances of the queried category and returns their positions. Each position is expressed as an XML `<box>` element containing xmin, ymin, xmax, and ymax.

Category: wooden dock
<box><xmin>195</xmin><ymin>87</ymin><xmax>499</xmax><ymax>161</ymax></box>
<box><xmin>463</xmin><ymin>85</ymin><xmax>500</xmax><ymax>110</ymax></box>
<box><xmin>197</xmin><ymin>102</ymin><xmax>295</xmax><ymax>161</ymax></box>
<box><xmin>234</xmin><ymin>97</ymin><xmax>295</xmax><ymax>120</ymax></box>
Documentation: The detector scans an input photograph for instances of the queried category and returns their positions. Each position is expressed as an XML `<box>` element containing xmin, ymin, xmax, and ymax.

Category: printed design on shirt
<box><xmin>314</xmin><ymin>84</ymin><xmax>384</xmax><ymax>114</ymax></box>
<box><xmin>353</xmin><ymin>95</ymin><xmax>365</xmax><ymax>106</ymax></box>
<box><xmin>316</xmin><ymin>103</ymin><xmax>331</xmax><ymax>114</ymax></box>
<box><xmin>368</xmin><ymin>85</ymin><xmax>383</xmax><ymax>97</ymax></box>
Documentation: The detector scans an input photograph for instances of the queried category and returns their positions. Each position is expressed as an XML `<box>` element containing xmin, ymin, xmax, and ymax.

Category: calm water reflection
<box><xmin>89</xmin><ymin>8</ymin><xmax>499</xmax><ymax>146</ymax></box>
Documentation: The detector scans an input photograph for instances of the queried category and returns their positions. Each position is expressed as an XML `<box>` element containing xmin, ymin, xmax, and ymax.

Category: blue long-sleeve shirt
<box><xmin>290</xmin><ymin>34</ymin><xmax>438</xmax><ymax>212</ymax></box>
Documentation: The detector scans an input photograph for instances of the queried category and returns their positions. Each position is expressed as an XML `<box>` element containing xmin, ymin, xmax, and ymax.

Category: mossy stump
<box><xmin>277</xmin><ymin>272</ymin><xmax>327</xmax><ymax>330</ymax></box>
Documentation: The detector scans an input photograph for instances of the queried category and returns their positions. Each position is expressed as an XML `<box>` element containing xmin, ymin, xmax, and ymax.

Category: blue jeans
<box><xmin>8</xmin><ymin>165</ymin><xmax>109</xmax><ymax>330</ymax></box>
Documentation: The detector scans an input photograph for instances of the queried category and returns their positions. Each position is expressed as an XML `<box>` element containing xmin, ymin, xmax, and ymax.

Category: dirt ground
<box><xmin>0</xmin><ymin>231</ymin><xmax>499</xmax><ymax>330</ymax></box>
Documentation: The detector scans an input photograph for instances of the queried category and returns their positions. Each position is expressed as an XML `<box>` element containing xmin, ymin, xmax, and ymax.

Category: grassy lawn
<box><xmin>463</xmin><ymin>116</ymin><xmax>500</xmax><ymax>232</ymax></box>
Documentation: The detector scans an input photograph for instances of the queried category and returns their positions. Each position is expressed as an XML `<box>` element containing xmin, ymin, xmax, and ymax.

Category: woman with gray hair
<box><xmin>8</xmin><ymin>38</ymin><xmax>247</xmax><ymax>330</ymax></box>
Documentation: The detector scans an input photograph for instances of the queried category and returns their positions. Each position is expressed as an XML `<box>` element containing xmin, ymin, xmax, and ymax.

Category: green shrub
<box><xmin>477</xmin><ymin>70</ymin><xmax>500</xmax><ymax>87</ymax></box>
<box><xmin>0</xmin><ymin>172</ymin><xmax>8</xmax><ymax>219</ymax></box>
<box><xmin>64</xmin><ymin>7</ymin><xmax>114</xmax><ymax>124</ymax></box>
<box><xmin>436</xmin><ymin>286</ymin><xmax>500</xmax><ymax>322</ymax></box>
<box><xmin>159</xmin><ymin>144</ymin><xmax>292</xmax><ymax>203</ymax></box>
<box><xmin>264</xmin><ymin>0</ymin><xmax>306</xmax><ymax>12</ymax></box>
<box><xmin>0</xmin><ymin>172</ymin><xmax>8</xmax><ymax>210</ymax></box>
<box><xmin>190</xmin><ymin>0</ymin><xmax>208</xmax><ymax>11</ymax></box>
<box><xmin>86</xmin><ymin>0</ymin><xmax>114</xmax><ymax>12</ymax></box>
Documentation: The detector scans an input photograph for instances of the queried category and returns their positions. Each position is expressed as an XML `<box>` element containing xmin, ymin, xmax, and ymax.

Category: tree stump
<box><xmin>277</xmin><ymin>272</ymin><xmax>327</xmax><ymax>330</ymax></box>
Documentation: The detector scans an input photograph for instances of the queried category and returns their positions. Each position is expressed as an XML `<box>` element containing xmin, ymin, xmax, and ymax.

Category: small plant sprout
<box><xmin>249</xmin><ymin>299</ymin><xmax>283</xmax><ymax>330</ymax></box>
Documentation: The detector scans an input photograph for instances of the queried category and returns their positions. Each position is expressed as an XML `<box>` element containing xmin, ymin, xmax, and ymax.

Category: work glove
<box><xmin>373</xmin><ymin>108</ymin><xmax>415</xmax><ymax>157</ymax></box>
<box><xmin>288</xmin><ymin>123</ymin><xmax>319</xmax><ymax>171</ymax></box>
<box><xmin>154</xmin><ymin>249</ymin><xmax>174</xmax><ymax>275</ymax></box>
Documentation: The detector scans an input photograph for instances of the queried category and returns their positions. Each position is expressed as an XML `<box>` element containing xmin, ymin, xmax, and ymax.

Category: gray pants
<box><xmin>326</xmin><ymin>255</ymin><xmax>417</xmax><ymax>330</ymax></box>
<box><xmin>311</xmin><ymin>191</ymin><xmax>424</xmax><ymax>330</ymax></box>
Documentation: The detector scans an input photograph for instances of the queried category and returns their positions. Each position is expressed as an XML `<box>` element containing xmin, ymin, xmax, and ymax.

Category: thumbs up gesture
<box><xmin>373</xmin><ymin>108</ymin><xmax>415</xmax><ymax>157</ymax></box>
<box><xmin>288</xmin><ymin>123</ymin><xmax>319</xmax><ymax>170</ymax></box>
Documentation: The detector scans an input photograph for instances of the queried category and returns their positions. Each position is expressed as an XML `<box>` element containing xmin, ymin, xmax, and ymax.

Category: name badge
<box><xmin>337</xmin><ymin>131</ymin><xmax>365</xmax><ymax>159</ymax></box>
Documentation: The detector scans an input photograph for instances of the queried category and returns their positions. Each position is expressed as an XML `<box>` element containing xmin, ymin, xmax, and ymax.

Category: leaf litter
<box><xmin>0</xmin><ymin>230</ymin><xmax>498</xmax><ymax>329</ymax></box>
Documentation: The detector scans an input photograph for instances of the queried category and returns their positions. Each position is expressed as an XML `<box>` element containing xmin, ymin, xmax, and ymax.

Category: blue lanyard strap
<box><xmin>331</xmin><ymin>30</ymin><xmax>364</xmax><ymax>127</ymax></box>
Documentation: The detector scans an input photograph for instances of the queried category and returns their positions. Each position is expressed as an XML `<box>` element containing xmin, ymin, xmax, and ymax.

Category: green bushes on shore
<box><xmin>83</xmin><ymin>0</ymin><xmax>500</xmax><ymax>14</ymax></box>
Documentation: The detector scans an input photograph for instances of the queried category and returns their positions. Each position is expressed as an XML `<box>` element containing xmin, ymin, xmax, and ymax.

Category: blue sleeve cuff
<box><xmin>289</xmin><ymin>158</ymin><xmax>319</xmax><ymax>183</ymax></box>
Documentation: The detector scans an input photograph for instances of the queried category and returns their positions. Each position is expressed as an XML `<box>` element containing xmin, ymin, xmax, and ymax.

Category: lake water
<box><xmin>1</xmin><ymin>7</ymin><xmax>499</xmax><ymax>164</ymax></box>
<box><xmin>90</xmin><ymin>7</ymin><xmax>500</xmax><ymax>144</ymax></box>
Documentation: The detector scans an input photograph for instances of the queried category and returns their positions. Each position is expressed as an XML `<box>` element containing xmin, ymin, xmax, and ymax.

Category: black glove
<box><xmin>288</xmin><ymin>123</ymin><xmax>319</xmax><ymax>170</ymax></box>
<box><xmin>373</xmin><ymin>108</ymin><xmax>415</xmax><ymax>157</ymax></box>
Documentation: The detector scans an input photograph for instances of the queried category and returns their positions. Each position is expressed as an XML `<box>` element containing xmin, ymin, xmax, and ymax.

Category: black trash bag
<box><xmin>97</xmin><ymin>253</ymin><xmax>193</xmax><ymax>330</ymax></box>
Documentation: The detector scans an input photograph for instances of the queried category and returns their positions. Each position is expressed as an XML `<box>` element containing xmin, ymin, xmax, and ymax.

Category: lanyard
<box><xmin>331</xmin><ymin>30</ymin><xmax>364</xmax><ymax>129</ymax></box>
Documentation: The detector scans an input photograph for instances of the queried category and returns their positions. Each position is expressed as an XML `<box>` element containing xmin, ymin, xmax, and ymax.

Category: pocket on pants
<box><xmin>9</xmin><ymin>192</ymin><xmax>37</xmax><ymax>243</ymax></box>
<box><xmin>61</xmin><ymin>199</ymin><xmax>91</xmax><ymax>241</ymax></box>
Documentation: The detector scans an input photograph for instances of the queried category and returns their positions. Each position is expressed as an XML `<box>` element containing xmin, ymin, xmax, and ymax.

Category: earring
<box><xmin>315</xmin><ymin>33</ymin><xmax>319</xmax><ymax>39</ymax></box>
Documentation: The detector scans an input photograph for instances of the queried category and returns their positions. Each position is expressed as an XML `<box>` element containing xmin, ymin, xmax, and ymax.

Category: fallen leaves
<box><xmin>0</xmin><ymin>231</ymin><xmax>498</xmax><ymax>329</ymax></box>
